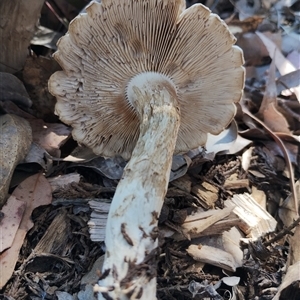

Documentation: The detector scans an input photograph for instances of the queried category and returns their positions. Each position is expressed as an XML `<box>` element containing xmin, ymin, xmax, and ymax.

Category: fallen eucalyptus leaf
<box><xmin>0</xmin><ymin>72</ymin><xmax>32</xmax><ymax>107</ymax></box>
<box><xmin>277</xmin><ymin>69</ymin><xmax>300</xmax><ymax>95</ymax></box>
<box><xmin>0</xmin><ymin>173</ymin><xmax>52</xmax><ymax>289</ymax></box>
<box><xmin>31</xmin><ymin>25</ymin><xmax>62</xmax><ymax>50</ymax></box>
<box><xmin>0</xmin><ymin>195</ymin><xmax>26</xmax><ymax>252</ymax></box>
<box><xmin>256</xmin><ymin>31</ymin><xmax>300</xmax><ymax>100</ymax></box>
<box><xmin>23</xmin><ymin>142</ymin><xmax>51</xmax><ymax>170</ymax></box>
<box><xmin>0</xmin><ymin>114</ymin><xmax>32</xmax><ymax>206</ymax></box>
<box><xmin>205</xmin><ymin>121</ymin><xmax>252</xmax><ymax>155</ymax></box>
<box><xmin>258</xmin><ymin>59</ymin><xmax>290</xmax><ymax>133</ymax></box>
<box><xmin>29</xmin><ymin>119</ymin><xmax>71</xmax><ymax>157</ymax></box>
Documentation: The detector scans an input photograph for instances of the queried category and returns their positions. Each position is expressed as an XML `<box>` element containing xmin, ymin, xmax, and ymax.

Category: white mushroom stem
<box><xmin>96</xmin><ymin>73</ymin><xmax>180</xmax><ymax>299</ymax></box>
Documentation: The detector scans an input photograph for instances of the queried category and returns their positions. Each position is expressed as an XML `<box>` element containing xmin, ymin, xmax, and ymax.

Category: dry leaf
<box><xmin>287</xmin><ymin>50</ymin><xmax>300</xmax><ymax>69</ymax></box>
<box><xmin>0</xmin><ymin>100</ymin><xmax>36</xmax><ymax>119</ymax></box>
<box><xmin>256</xmin><ymin>31</ymin><xmax>296</xmax><ymax>74</ymax></box>
<box><xmin>29</xmin><ymin>119</ymin><xmax>71</xmax><ymax>157</ymax></box>
<box><xmin>71</xmin><ymin>156</ymin><xmax>126</xmax><ymax>180</ymax></box>
<box><xmin>0</xmin><ymin>72</ymin><xmax>32</xmax><ymax>107</ymax></box>
<box><xmin>0</xmin><ymin>196</ymin><xmax>26</xmax><ymax>252</ymax></box>
<box><xmin>205</xmin><ymin>121</ymin><xmax>252</xmax><ymax>155</ymax></box>
<box><xmin>236</xmin><ymin>32</ymin><xmax>269</xmax><ymax>66</ymax></box>
<box><xmin>273</xmin><ymin>261</ymin><xmax>300</xmax><ymax>300</ymax></box>
<box><xmin>0</xmin><ymin>173</ymin><xmax>52</xmax><ymax>289</ymax></box>
<box><xmin>262</xmin><ymin>139</ymin><xmax>298</xmax><ymax>165</ymax></box>
<box><xmin>0</xmin><ymin>114</ymin><xmax>32</xmax><ymax>206</ymax></box>
<box><xmin>258</xmin><ymin>59</ymin><xmax>290</xmax><ymax>133</ymax></box>
<box><xmin>256</xmin><ymin>31</ymin><xmax>300</xmax><ymax>100</ymax></box>
<box><xmin>277</xmin><ymin>69</ymin><xmax>300</xmax><ymax>95</ymax></box>
<box><xmin>24</xmin><ymin>142</ymin><xmax>52</xmax><ymax>169</ymax></box>
<box><xmin>228</xmin><ymin>16</ymin><xmax>264</xmax><ymax>33</ymax></box>
<box><xmin>12</xmin><ymin>173</ymin><xmax>52</xmax><ymax>230</ymax></box>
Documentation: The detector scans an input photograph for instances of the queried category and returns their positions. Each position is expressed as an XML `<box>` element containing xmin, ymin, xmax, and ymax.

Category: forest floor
<box><xmin>1</xmin><ymin>0</ymin><xmax>300</xmax><ymax>299</ymax></box>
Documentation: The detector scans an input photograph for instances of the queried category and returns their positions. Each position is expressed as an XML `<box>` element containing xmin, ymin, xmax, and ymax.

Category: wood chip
<box><xmin>173</xmin><ymin>207</ymin><xmax>234</xmax><ymax>241</ymax></box>
<box><xmin>224</xmin><ymin>173</ymin><xmax>250</xmax><ymax>190</ymax></box>
<box><xmin>88</xmin><ymin>199</ymin><xmax>111</xmax><ymax>242</ymax></box>
<box><xmin>171</xmin><ymin>174</ymin><xmax>192</xmax><ymax>193</ymax></box>
<box><xmin>192</xmin><ymin>182</ymin><xmax>219</xmax><ymax>209</ymax></box>
<box><xmin>187</xmin><ymin>244</ymin><xmax>238</xmax><ymax>272</ymax></box>
<box><xmin>225</xmin><ymin>193</ymin><xmax>277</xmax><ymax>238</ymax></box>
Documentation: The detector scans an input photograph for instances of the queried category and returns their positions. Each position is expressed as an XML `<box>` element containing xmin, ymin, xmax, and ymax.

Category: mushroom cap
<box><xmin>48</xmin><ymin>0</ymin><xmax>245</xmax><ymax>160</ymax></box>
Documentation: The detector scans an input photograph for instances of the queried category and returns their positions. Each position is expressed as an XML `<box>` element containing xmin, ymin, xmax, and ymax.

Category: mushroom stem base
<box><xmin>97</xmin><ymin>83</ymin><xmax>180</xmax><ymax>300</ymax></box>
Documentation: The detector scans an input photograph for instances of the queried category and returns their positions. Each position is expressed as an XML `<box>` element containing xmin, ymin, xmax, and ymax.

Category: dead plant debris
<box><xmin>1</xmin><ymin>0</ymin><xmax>300</xmax><ymax>299</ymax></box>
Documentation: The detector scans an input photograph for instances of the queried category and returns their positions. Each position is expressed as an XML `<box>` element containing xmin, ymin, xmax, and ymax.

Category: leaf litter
<box><xmin>1</xmin><ymin>0</ymin><xmax>300</xmax><ymax>299</ymax></box>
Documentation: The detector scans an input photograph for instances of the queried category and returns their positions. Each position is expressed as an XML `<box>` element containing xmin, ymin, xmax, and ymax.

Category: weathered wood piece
<box><xmin>0</xmin><ymin>0</ymin><xmax>45</xmax><ymax>73</ymax></box>
<box><xmin>186</xmin><ymin>227</ymin><xmax>244</xmax><ymax>272</ymax></box>
<box><xmin>172</xmin><ymin>207</ymin><xmax>235</xmax><ymax>241</ymax></box>
<box><xmin>225</xmin><ymin>193</ymin><xmax>277</xmax><ymax>238</ymax></box>
<box><xmin>187</xmin><ymin>244</ymin><xmax>238</xmax><ymax>272</ymax></box>
<box><xmin>224</xmin><ymin>173</ymin><xmax>250</xmax><ymax>190</ymax></box>
<box><xmin>192</xmin><ymin>182</ymin><xmax>219</xmax><ymax>209</ymax></box>
<box><xmin>88</xmin><ymin>200</ymin><xmax>112</xmax><ymax>242</ymax></box>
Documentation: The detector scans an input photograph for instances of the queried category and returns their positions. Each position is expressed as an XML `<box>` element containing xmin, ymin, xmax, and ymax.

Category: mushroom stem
<box><xmin>97</xmin><ymin>74</ymin><xmax>180</xmax><ymax>299</ymax></box>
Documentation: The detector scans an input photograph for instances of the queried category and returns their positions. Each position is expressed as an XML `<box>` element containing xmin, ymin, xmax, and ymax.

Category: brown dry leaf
<box><xmin>29</xmin><ymin>119</ymin><xmax>71</xmax><ymax>157</ymax></box>
<box><xmin>24</xmin><ymin>143</ymin><xmax>52</xmax><ymax>169</ymax></box>
<box><xmin>0</xmin><ymin>196</ymin><xmax>26</xmax><ymax>252</ymax></box>
<box><xmin>227</xmin><ymin>16</ymin><xmax>264</xmax><ymax>33</ymax></box>
<box><xmin>0</xmin><ymin>173</ymin><xmax>52</xmax><ymax>289</ymax></box>
<box><xmin>0</xmin><ymin>114</ymin><xmax>32</xmax><ymax>206</ymax></box>
<box><xmin>256</xmin><ymin>31</ymin><xmax>295</xmax><ymax>74</ymax></box>
<box><xmin>0</xmin><ymin>72</ymin><xmax>32</xmax><ymax>107</ymax></box>
<box><xmin>258</xmin><ymin>59</ymin><xmax>290</xmax><ymax>133</ymax></box>
<box><xmin>256</xmin><ymin>31</ymin><xmax>300</xmax><ymax>100</ymax></box>
<box><xmin>0</xmin><ymin>100</ymin><xmax>36</xmax><ymax>119</ymax></box>
<box><xmin>236</xmin><ymin>33</ymin><xmax>269</xmax><ymax>66</ymax></box>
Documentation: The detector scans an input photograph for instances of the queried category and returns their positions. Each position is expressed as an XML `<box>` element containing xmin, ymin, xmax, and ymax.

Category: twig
<box><xmin>264</xmin><ymin>215</ymin><xmax>300</xmax><ymax>246</ymax></box>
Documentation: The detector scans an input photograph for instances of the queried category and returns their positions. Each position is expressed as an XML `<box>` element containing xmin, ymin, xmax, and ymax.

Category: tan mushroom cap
<box><xmin>48</xmin><ymin>0</ymin><xmax>245</xmax><ymax>160</ymax></box>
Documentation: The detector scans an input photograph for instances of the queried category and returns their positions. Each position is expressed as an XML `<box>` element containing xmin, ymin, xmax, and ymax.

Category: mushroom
<box><xmin>48</xmin><ymin>0</ymin><xmax>245</xmax><ymax>299</ymax></box>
